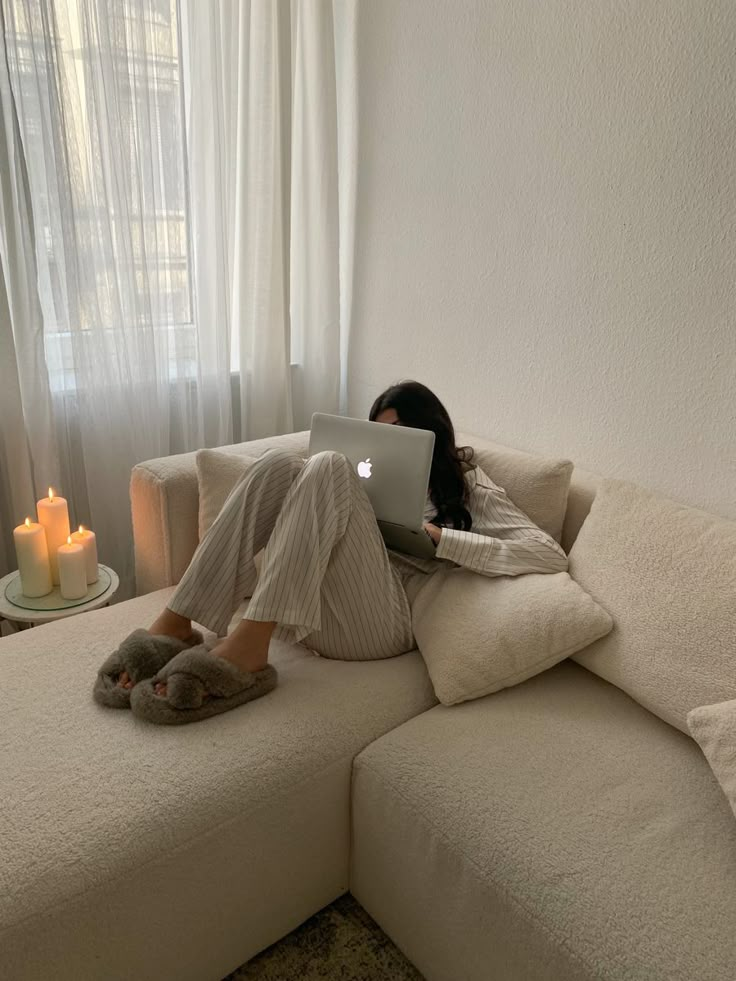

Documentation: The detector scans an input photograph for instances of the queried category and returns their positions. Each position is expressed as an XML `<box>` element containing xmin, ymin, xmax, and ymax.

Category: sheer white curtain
<box><xmin>1</xmin><ymin>0</ymin><xmax>233</xmax><ymax>597</ymax></box>
<box><xmin>0</xmin><ymin>0</ymin><xmax>354</xmax><ymax>597</ymax></box>
<box><xmin>181</xmin><ymin>0</ymin><xmax>354</xmax><ymax>439</ymax></box>
<box><xmin>0</xmin><ymin>25</ymin><xmax>59</xmax><ymax>579</ymax></box>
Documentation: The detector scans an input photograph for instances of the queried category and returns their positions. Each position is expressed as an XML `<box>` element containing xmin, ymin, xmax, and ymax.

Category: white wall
<box><xmin>347</xmin><ymin>0</ymin><xmax>736</xmax><ymax>519</ymax></box>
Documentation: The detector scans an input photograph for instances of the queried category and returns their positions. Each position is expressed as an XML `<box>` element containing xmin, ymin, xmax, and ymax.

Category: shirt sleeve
<box><xmin>433</xmin><ymin>467</ymin><xmax>569</xmax><ymax>578</ymax></box>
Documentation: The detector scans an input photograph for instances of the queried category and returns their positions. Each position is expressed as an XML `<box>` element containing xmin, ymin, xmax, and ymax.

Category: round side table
<box><xmin>0</xmin><ymin>565</ymin><xmax>119</xmax><ymax>631</ymax></box>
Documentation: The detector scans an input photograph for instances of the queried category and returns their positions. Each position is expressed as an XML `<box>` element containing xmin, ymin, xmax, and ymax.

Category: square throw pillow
<box><xmin>410</xmin><ymin>567</ymin><xmax>613</xmax><ymax>706</ymax></box>
<box><xmin>569</xmin><ymin>478</ymin><xmax>736</xmax><ymax>734</ymax></box>
<box><xmin>687</xmin><ymin>701</ymin><xmax>736</xmax><ymax>822</ymax></box>
<box><xmin>456</xmin><ymin>430</ymin><xmax>573</xmax><ymax>543</ymax></box>
<box><xmin>196</xmin><ymin>449</ymin><xmax>260</xmax><ymax>540</ymax></box>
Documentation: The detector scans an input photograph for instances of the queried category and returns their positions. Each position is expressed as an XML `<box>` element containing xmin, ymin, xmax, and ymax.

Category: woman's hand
<box><xmin>423</xmin><ymin>522</ymin><xmax>442</xmax><ymax>545</ymax></box>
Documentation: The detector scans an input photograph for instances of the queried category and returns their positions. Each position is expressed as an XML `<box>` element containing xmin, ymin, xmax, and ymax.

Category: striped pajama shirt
<box><xmin>167</xmin><ymin>447</ymin><xmax>568</xmax><ymax>661</ymax></box>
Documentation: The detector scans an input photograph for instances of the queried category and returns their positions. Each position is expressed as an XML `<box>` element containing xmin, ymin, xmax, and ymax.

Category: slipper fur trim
<box><xmin>93</xmin><ymin>628</ymin><xmax>204</xmax><ymax>709</ymax></box>
<box><xmin>129</xmin><ymin>648</ymin><xmax>278</xmax><ymax>725</ymax></box>
<box><xmin>154</xmin><ymin>646</ymin><xmax>263</xmax><ymax>695</ymax></box>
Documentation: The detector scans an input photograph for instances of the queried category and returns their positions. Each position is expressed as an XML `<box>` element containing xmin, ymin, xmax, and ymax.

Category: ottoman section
<box><xmin>0</xmin><ymin>589</ymin><xmax>437</xmax><ymax>981</ymax></box>
<box><xmin>351</xmin><ymin>660</ymin><xmax>736</xmax><ymax>981</ymax></box>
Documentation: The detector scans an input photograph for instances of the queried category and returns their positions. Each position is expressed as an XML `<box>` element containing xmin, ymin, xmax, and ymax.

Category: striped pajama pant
<box><xmin>167</xmin><ymin>449</ymin><xmax>420</xmax><ymax>661</ymax></box>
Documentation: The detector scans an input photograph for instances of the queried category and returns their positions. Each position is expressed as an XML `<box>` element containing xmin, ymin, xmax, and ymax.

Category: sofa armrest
<box><xmin>130</xmin><ymin>430</ymin><xmax>310</xmax><ymax>596</ymax></box>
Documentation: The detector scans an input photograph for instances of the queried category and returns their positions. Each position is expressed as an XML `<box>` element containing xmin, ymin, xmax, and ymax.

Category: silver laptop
<box><xmin>308</xmin><ymin>412</ymin><xmax>437</xmax><ymax>559</ymax></box>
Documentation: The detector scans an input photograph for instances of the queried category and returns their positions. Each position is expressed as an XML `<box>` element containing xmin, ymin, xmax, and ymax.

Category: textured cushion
<box><xmin>0</xmin><ymin>588</ymin><xmax>437</xmax><ymax>981</ymax></box>
<box><xmin>411</xmin><ymin>568</ymin><xmax>613</xmax><ymax>705</ymax></box>
<box><xmin>688</xmin><ymin>700</ymin><xmax>736</xmax><ymax>822</ymax></box>
<box><xmin>456</xmin><ymin>430</ymin><xmax>573</xmax><ymax>543</ymax></box>
<box><xmin>568</xmin><ymin>478</ymin><xmax>736</xmax><ymax>733</ymax></box>
<box><xmin>196</xmin><ymin>448</ymin><xmax>260</xmax><ymax>539</ymax></box>
<box><xmin>196</xmin><ymin>435</ymin><xmax>571</xmax><ymax>551</ymax></box>
<box><xmin>195</xmin><ymin>435</ymin><xmax>572</xmax><ymax>544</ymax></box>
<box><xmin>132</xmin><ymin>430</ymin><xmax>569</xmax><ymax>594</ymax></box>
<box><xmin>351</xmin><ymin>661</ymin><xmax>736</xmax><ymax>981</ymax></box>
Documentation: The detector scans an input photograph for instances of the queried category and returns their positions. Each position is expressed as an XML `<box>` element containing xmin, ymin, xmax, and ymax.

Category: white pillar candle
<box><xmin>57</xmin><ymin>536</ymin><xmax>87</xmax><ymax>600</ymax></box>
<box><xmin>71</xmin><ymin>525</ymin><xmax>98</xmax><ymax>583</ymax></box>
<box><xmin>37</xmin><ymin>488</ymin><xmax>71</xmax><ymax>585</ymax></box>
<box><xmin>13</xmin><ymin>517</ymin><xmax>53</xmax><ymax>597</ymax></box>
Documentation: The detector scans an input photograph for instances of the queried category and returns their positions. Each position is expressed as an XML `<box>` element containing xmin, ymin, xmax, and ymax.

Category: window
<box><xmin>4</xmin><ymin>0</ymin><xmax>195</xmax><ymax>393</ymax></box>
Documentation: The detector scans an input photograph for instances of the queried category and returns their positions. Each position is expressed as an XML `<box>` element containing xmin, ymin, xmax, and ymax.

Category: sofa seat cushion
<box><xmin>351</xmin><ymin>661</ymin><xmax>736</xmax><ymax>981</ymax></box>
<box><xmin>0</xmin><ymin>589</ymin><xmax>437</xmax><ymax>981</ymax></box>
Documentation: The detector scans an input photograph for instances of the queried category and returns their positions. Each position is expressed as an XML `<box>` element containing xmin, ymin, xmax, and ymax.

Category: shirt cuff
<box><xmin>434</xmin><ymin>527</ymin><xmax>471</xmax><ymax>565</ymax></box>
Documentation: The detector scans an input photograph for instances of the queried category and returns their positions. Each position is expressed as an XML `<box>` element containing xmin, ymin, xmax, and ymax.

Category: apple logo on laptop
<box><xmin>357</xmin><ymin>458</ymin><xmax>372</xmax><ymax>479</ymax></box>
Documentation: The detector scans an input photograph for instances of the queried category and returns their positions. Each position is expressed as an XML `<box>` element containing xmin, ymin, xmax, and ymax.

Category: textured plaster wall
<box><xmin>347</xmin><ymin>0</ymin><xmax>736</xmax><ymax>519</ymax></box>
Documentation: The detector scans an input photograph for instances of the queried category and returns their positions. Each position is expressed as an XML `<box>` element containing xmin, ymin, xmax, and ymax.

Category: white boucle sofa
<box><xmin>2</xmin><ymin>429</ymin><xmax>735</xmax><ymax>981</ymax></box>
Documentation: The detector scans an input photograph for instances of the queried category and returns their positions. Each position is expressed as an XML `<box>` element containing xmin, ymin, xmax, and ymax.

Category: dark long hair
<box><xmin>369</xmin><ymin>380</ymin><xmax>475</xmax><ymax>531</ymax></box>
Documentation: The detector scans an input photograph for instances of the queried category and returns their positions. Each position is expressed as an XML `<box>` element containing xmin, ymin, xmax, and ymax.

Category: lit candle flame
<box><xmin>25</xmin><ymin>517</ymin><xmax>31</xmax><ymax>528</ymax></box>
<box><xmin>49</xmin><ymin>487</ymin><xmax>54</xmax><ymax>501</ymax></box>
<box><xmin>67</xmin><ymin>535</ymin><xmax>72</xmax><ymax>546</ymax></box>
<box><xmin>79</xmin><ymin>525</ymin><xmax>84</xmax><ymax>534</ymax></box>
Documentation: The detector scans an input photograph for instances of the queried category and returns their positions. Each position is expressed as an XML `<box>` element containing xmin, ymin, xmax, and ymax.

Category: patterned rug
<box><xmin>223</xmin><ymin>892</ymin><xmax>425</xmax><ymax>980</ymax></box>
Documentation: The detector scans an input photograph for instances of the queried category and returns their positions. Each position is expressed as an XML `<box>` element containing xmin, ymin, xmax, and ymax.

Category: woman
<box><xmin>94</xmin><ymin>380</ymin><xmax>567</xmax><ymax>724</ymax></box>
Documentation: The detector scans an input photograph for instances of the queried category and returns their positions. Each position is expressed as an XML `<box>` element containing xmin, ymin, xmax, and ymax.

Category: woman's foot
<box><xmin>116</xmin><ymin>609</ymin><xmax>195</xmax><ymax>689</ymax></box>
<box><xmin>118</xmin><ymin>672</ymin><xmax>135</xmax><ymax>690</ymax></box>
<box><xmin>148</xmin><ymin>608</ymin><xmax>195</xmax><ymax>643</ymax></box>
<box><xmin>153</xmin><ymin>619</ymin><xmax>276</xmax><ymax>698</ymax></box>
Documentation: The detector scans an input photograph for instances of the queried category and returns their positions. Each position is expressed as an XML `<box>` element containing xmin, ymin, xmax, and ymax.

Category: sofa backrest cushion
<box><xmin>455</xmin><ymin>431</ymin><xmax>573</xmax><ymax>543</ymax></box>
<box><xmin>131</xmin><ymin>428</ymin><xmax>572</xmax><ymax>595</ymax></box>
<box><xmin>200</xmin><ymin>434</ymin><xmax>574</xmax><ymax>547</ymax></box>
<box><xmin>561</xmin><ymin>466</ymin><xmax>601</xmax><ymax>553</ymax></box>
<box><xmin>568</xmin><ymin>477</ymin><xmax>736</xmax><ymax>734</ymax></box>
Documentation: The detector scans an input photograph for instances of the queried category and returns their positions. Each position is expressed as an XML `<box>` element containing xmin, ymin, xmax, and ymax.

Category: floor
<box><xmin>222</xmin><ymin>892</ymin><xmax>425</xmax><ymax>980</ymax></box>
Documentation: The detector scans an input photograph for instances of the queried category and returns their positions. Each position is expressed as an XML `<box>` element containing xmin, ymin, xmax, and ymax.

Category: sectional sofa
<box><xmin>1</xmin><ymin>428</ymin><xmax>734</xmax><ymax>981</ymax></box>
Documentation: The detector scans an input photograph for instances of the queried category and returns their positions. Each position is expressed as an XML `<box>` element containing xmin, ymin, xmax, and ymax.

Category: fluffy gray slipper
<box><xmin>129</xmin><ymin>645</ymin><xmax>278</xmax><ymax>725</ymax></box>
<box><xmin>93</xmin><ymin>628</ymin><xmax>204</xmax><ymax>709</ymax></box>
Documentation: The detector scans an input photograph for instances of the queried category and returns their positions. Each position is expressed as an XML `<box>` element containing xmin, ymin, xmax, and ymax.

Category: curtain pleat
<box><xmin>0</xmin><ymin>0</ymin><xmax>355</xmax><ymax>598</ymax></box>
<box><xmin>0</xmin><ymin>12</ymin><xmax>60</xmax><ymax>578</ymax></box>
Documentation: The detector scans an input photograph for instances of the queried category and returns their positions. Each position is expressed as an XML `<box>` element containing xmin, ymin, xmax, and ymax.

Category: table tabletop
<box><xmin>0</xmin><ymin>565</ymin><xmax>119</xmax><ymax>626</ymax></box>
